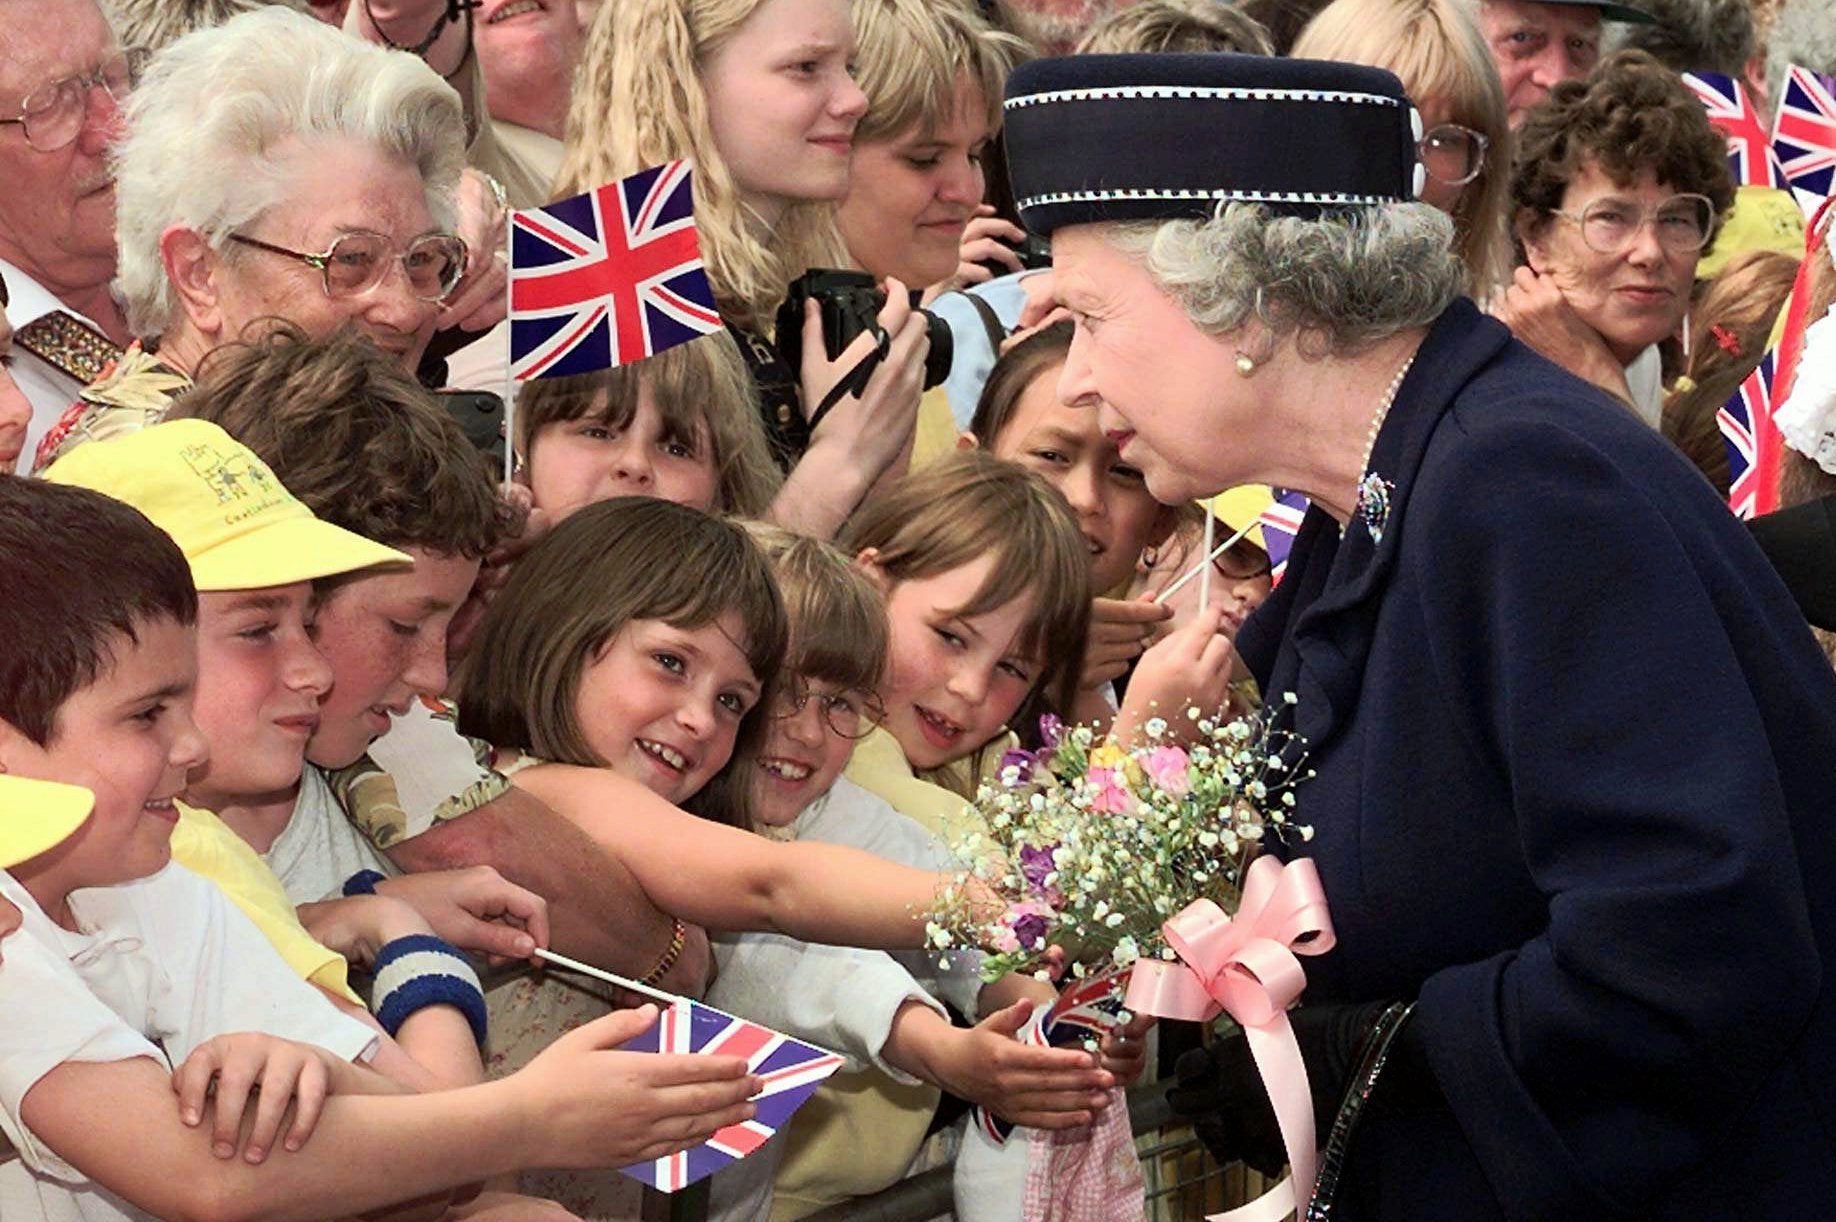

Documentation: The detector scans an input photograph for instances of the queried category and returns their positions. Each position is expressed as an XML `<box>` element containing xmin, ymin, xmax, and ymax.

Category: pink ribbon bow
<box><xmin>1125</xmin><ymin>855</ymin><xmax>1336</xmax><ymax>1222</ymax></box>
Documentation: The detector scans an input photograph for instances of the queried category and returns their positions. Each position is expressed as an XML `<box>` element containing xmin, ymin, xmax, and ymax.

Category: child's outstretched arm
<box><xmin>882</xmin><ymin>999</ymin><xmax>1116</xmax><ymax>1129</ymax></box>
<box><xmin>21</xmin><ymin>1008</ymin><xmax>758</xmax><ymax>1222</ymax></box>
<box><xmin>511</xmin><ymin>764</ymin><xmax>989</xmax><ymax>948</ymax></box>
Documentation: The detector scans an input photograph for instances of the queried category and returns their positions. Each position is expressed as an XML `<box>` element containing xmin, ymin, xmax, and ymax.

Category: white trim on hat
<box><xmin>1018</xmin><ymin>187</ymin><xmax>1404</xmax><ymax>210</ymax></box>
<box><xmin>1004</xmin><ymin>85</ymin><xmax>1408</xmax><ymax>111</ymax></box>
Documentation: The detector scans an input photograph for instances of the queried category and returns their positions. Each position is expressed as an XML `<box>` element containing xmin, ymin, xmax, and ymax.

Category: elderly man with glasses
<box><xmin>0</xmin><ymin>0</ymin><xmax>139</xmax><ymax>472</ymax></box>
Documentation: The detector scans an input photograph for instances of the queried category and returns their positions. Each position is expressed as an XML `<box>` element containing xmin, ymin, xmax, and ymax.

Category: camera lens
<box><xmin>921</xmin><ymin>310</ymin><xmax>952</xmax><ymax>391</ymax></box>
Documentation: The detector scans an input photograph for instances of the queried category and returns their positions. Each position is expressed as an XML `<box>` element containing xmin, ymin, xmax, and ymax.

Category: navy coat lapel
<box><xmin>1279</xmin><ymin>300</ymin><xmax>1514</xmax><ymax>752</ymax></box>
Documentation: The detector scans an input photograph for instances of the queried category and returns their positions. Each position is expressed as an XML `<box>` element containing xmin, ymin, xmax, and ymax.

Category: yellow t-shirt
<box><xmin>909</xmin><ymin>385</ymin><xmax>965</xmax><ymax>473</ymax></box>
<box><xmin>170</xmin><ymin>802</ymin><xmax>359</xmax><ymax>1003</ymax></box>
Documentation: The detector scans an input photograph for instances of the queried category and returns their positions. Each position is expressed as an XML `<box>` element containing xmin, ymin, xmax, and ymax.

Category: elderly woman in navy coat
<box><xmin>1001</xmin><ymin>51</ymin><xmax>1836</xmax><ymax>1220</ymax></box>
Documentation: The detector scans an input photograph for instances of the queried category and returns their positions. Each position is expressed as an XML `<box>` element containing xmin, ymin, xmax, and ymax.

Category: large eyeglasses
<box><xmin>1551</xmin><ymin>193</ymin><xmax>1716</xmax><ymax>255</ymax></box>
<box><xmin>227</xmin><ymin>230</ymin><xmax>469</xmax><ymax>302</ymax></box>
<box><xmin>0</xmin><ymin>48</ymin><xmax>149</xmax><ymax>153</ymax></box>
<box><xmin>772</xmin><ymin>677</ymin><xmax>883</xmax><ymax>741</ymax></box>
<box><xmin>1417</xmin><ymin>123</ymin><xmax>1489</xmax><ymax>187</ymax></box>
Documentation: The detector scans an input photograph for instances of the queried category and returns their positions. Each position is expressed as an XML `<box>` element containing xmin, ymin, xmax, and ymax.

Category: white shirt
<box><xmin>264</xmin><ymin>766</ymin><xmax>398</xmax><ymax>904</ymax></box>
<box><xmin>0</xmin><ymin>864</ymin><xmax>378</xmax><ymax>1222</ymax></box>
<box><xmin>1625</xmin><ymin>343</ymin><xmax>1664</xmax><ymax>430</ymax></box>
<box><xmin>0</xmin><ymin>258</ymin><xmax>101</xmax><ymax>474</ymax></box>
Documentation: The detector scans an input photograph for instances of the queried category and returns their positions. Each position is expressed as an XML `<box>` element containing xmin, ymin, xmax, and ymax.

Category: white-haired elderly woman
<box><xmin>33</xmin><ymin>6</ymin><xmax>471</xmax><ymax>467</ymax></box>
<box><xmin>1002</xmin><ymin>52</ymin><xmax>1836</xmax><ymax>1221</ymax></box>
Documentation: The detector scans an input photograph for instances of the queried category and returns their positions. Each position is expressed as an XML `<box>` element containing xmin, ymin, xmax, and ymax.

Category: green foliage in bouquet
<box><xmin>927</xmin><ymin>696</ymin><xmax>1314</xmax><ymax>981</ymax></box>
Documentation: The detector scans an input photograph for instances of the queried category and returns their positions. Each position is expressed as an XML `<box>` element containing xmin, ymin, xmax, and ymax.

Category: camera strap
<box><xmin>805</xmin><ymin>324</ymin><xmax>892</xmax><ymax>436</ymax></box>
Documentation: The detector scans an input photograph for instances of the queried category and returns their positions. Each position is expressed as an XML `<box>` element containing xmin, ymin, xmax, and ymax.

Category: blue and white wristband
<box><xmin>371</xmin><ymin>933</ymin><xmax>488</xmax><ymax>1046</ymax></box>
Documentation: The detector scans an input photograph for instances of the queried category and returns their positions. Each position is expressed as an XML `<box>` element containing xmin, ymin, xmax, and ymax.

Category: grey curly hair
<box><xmin>112</xmin><ymin>6</ymin><xmax>465</xmax><ymax>339</ymax></box>
<box><xmin>1765</xmin><ymin>0</ymin><xmax>1836</xmax><ymax>109</ymax></box>
<box><xmin>1109</xmin><ymin>202</ymin><xmax>1464</xmax><ymax>355</ymax></box>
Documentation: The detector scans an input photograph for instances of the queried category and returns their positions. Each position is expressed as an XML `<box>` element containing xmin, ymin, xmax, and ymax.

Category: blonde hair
<box><xmin>851</xmin><ymin>0</ymin><xmax>1027</xmax><ymax>146</ymax></box>
<box><xmin>559</xmin><ymin>0</ymin><xmax>848</xmax><ymax>331</ymax></box>
<box><xmin>516</xmin><ymin>332</ymin><xmax>782</xmax><ymax>516</ymax></box>
<box><xmin>103</xmin><ymin>0</ymin><xmax>309</xmax><ymax>53</ymax></box>
<box><xmin>839</xmin><ymin>449</ymin><xmax>1091</xmax><ymax>722</ymax></box>
<box><xmin>1075</xmin><ymin>0</ymin><xmax>1274</xmax><ymax>55</ymax></box>
<box><xmin>744</xmin><ymin>522</ymin><xmax>887</xmax><ymax>698</ymax></box>
<box><xmin>1293</xmin><ymin>0</ymin><xmax>1512</xmax><ymax>296</ymax></box>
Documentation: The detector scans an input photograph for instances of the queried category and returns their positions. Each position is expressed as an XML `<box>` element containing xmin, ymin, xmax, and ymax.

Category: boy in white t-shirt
<box><xmin>0</xmin><ymin>475</ymin><xmax>765</xmax><ymax>1222</ymax></box>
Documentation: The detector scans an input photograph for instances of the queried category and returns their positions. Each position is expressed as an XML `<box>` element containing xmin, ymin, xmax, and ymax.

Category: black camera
<box><xmin>979</xmin><ymin>232</ymin><xmax>1053</xmax><ymax>279</ymax></box>
<box><xmin>775</xmin><ymin>269</ymin><xmax>953</xmax><ymax>393</ymax></box>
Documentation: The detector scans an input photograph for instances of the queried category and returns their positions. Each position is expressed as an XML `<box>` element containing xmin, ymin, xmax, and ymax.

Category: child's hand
<box><xmin>374</xmin><ymin>866</ymin><xmax>549</xmax><ymax>967</ymax></box>
<box><xmin>446</xmin><ymin>485</ymin><xmax>549</xmax><ymax>668</ymax></box>
<box><xmin>1082</xmin><ymin>596</ymin><xmax>1174</xmax><ymax>690</ymax></box>
<box><xmin>799</xmin><ymin>280</ymin><xmax>930</xmax><ymax>479</ymax></box>
<box><xmin>1098</xmin><ymin>1014</ymin><xmax>1156</xmax><ymax>1087</ymax></box>
<box><xmin>1112</xmin><ymin>605</ymin><xmax>1235</xmax><ymax>744</ymax></box>
<box><xmin>172</xmin><ymin>1033</ymin><xmax>336</xmax><ymax>1163</ymax></box>
<box><xmin>512</xmin><ymin>1006</ymin><xmax>763</xmax><ymax>1168</ymax></box>
<box><xmin>922</xmin><ymin>999</ymin><xmax>1115</xmax><ymax>1130</ymax></box>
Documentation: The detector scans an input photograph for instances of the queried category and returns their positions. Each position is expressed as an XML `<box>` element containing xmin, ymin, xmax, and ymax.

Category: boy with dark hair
<box><xmin>0</xmin><ymin>474</ymin><xmax>760</xmax><ymax>1221</ymax></box>
<box><xmin>168</xmin><ymin>330</ymin><xmax>700</xmax><ymax>1002</ymax></box>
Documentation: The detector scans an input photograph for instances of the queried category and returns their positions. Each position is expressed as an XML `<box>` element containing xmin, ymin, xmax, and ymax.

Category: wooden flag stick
<box><xmin>1198</xmin><ymin>508</ymin><xmax>1215</xmax><ymax>612</ymax></box>
<box><xmin>501</xmin><ymin>223</ymin><xmax>516</xmax><ymax>485</ymax></box>
<box><xmin>533</xmin><ymin>947</ymin><xmax>681</xmax><ymax>1008</ymax></box>
<box><xmin>1154</xmin><ymin>517</ymin><xmax>1256</xmax><ymax>607</ymax></box>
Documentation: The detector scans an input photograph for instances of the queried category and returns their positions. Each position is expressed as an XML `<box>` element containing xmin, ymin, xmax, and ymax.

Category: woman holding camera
<box><xmin>559</xmin><ymin>0</ymin><xmax>933</xmax><ymax>538</ymax></box>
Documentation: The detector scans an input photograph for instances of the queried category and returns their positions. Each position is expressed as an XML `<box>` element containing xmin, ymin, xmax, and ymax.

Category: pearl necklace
<box><xmin>1350</xmin><ymin>351</ymin><xmax>1417</xmax><ymax>546</ymax></box>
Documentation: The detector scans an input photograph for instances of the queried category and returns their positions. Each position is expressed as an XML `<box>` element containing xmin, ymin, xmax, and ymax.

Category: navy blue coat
<box><xmin>1236</xmin><ymin>299</ymin><xmax>1836</xmax><ymax>1219</ymax></box>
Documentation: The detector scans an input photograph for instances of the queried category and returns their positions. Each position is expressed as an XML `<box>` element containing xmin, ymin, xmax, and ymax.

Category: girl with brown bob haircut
<box><xmin>458</xmin><ymin>496</ymin><xmax>787</xmax><ymax>829</ymax></box>
<box><xmin>840</xmin><ymin>450</ymin><xmax>1091</xmax><ymax>789</ymax></box>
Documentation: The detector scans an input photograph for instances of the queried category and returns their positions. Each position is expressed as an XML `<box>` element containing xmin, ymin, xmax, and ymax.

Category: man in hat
<box><xmin>1469</xmin><ymin>0</ymin><xmax>1653</xmax><ymax>127</ymax></box>
<box><xmin>0</xmin><ymin>0</ymin><xmax>132</xmax><ymax>473</ymax></box>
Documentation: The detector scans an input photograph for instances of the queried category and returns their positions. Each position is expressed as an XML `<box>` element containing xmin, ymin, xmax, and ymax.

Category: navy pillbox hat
<box><xmin>1003</xmin><ymin>53</ymin><xmax>1425</xmax><ymax>235</ymax></box>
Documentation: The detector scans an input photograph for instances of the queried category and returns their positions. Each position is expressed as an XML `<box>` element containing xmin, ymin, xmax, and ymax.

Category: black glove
<box><xmin>1167</xmin><ymin>1001</ymin><xmax>1395</xmax><ymax>1176</ymax></box>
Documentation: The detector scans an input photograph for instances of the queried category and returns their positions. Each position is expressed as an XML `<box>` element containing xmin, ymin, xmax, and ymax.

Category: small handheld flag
<box><xmin>1257</xmin><ymin>489</ymin><xmax>1311</xmax><ymax>587</ymax></box>
<box><xmin>531</xmin><ymin>948</ymin><xmax>844</xmax><ymax>1193</ymax></box>
<box><xmin>618</xmin><ymin>996</ymin><xmax>846</xmax><ymax>1192</ymax></box>
<box><xmin>508</xmin><ymin>160</ymin><xmax>724</xmax><ymax>381</ymax></box>
<box><xmin>1720</xmin><ymin>352</ymin><xmax>1782</xmax><ymax>521</ymax></box>
<box><xmin>1773</xmin><ymin>66</ymin><xmax>1836</xmax><ymax>213</ymax></box>
<box><xmin>1683</xmin><ymin>72</ymin><xmax>1787</xmax><ymax>190</ymax></box>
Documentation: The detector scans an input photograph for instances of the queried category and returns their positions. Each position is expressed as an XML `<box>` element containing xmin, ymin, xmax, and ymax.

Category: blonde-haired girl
<box><xmin>1293</xmin><ymin>0</ymin><xmax>1513</xmax><ymax>296</ymax></box>
<box><xmin>837</xmin><ymin>0</ymin><xmax>1030</xmax><ymax>296</ymax></box>
<box><xmin>561</xmin><ymin>0</ymin><xmax>934</xmax><ymax>537</ymax></box>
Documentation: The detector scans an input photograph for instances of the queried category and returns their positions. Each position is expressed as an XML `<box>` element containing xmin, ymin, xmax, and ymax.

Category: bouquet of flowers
<box><xmin>927</xmin><ymin>695</ymin><xmax>1314</xmax><ymax>986</ymax></box>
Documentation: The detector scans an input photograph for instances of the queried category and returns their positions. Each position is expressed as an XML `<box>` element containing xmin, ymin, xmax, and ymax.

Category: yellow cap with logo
<box><xmin>1203</xmin><ymin>486</ymin><xmax>1275</xmax><ymax>552</ymax></box>
<box><xmin>0</xmin><ymin>776</ymin><xmax>93</xmax><ymax>869</ymax></box>
<box><xmin>45</xmin><ymin>419</ymin><xmax>410</xmax><ymax>591</ymax></box>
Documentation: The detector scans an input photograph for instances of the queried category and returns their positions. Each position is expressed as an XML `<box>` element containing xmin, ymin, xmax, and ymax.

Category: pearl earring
<box><xmin>1234</xmin><ymin>352</ymin><xmax>1256</xmax><ymax>377</ymax></box>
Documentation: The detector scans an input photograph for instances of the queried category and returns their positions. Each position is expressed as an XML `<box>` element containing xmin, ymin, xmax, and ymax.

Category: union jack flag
<box><xmin>617</xmin><ymin>998</ymin><xmax>844</xmax><ymax>1192</ymax></box>
<box><xmin>1258</xmin><ymin>489</ymin><xmax>1312</xmax><ymax>587</ymax></box>
<box><xmin>1773</xmin><ymin>66</ymin><xmax>1836</xmax><ymax>210</ymax></box>
<box><xmin>976</xmin><ymin>967</ymin><xmax>1131</xmax><ymax>1144</ymax></box>
<box><xmin>508</xmin><ymin>161</ymin><xmax>723</xmax><ymax>380</ymax></box>
<box><xmin>1719</xmin><ymin>352</ymin><xmax>1782</xmax><ymax>520</ymax></box>
<box><xmin>1683</xmin><ymin>72</ymin><xmax>1787</xmax><ymax>189</ymax></box>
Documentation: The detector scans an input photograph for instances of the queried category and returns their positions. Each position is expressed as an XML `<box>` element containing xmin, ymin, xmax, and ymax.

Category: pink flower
<box><xmin>1089</xmin><ymin>766</ymin><xmax>1133</xmax><ymax>814</ymax></box>
<box><xmin>1144</xmin><ymin>746</ymin><xmax>1192</xmax><ymax>796</ymax></box>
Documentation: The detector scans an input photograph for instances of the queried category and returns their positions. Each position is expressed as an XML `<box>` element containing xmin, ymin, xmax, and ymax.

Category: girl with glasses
<box><xmin>1502</xmin><ymin>50</ymin><xmax>1733</xmax><ymax>425</ymax></box>
<box><xmin>1292</xmin><ymin>0</ymin><xmax>1515</xmax><ymax>296</ymax></box>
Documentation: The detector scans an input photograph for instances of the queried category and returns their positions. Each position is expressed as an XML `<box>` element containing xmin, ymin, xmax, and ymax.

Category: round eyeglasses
<box><xmin>771</xmin><ymin>678</ymin><xmax>883</xmax><ymax>741</ymax></box>
<box><xmin>0</xmin><ymin>48</ymin><xmax>149</xmax><ymax>153</ymax></box>
<box><xmin>226</xmin><ymin>230</ymin><xmax>469</xmax><ymax>302</ymax></box>
<box><xmin>1417</xmin><ymin>123</ymin><xmax>1489</xmax><ymax>188</ymax></box>
<box><xmin>1550</xmin><ymin>193</ymin><xmax>1716</xmax><ymax>256</ymax></box>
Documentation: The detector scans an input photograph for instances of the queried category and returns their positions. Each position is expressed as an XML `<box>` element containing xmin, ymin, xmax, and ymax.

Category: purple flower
<box><xmin>1037</xmin><ymin>713</ymin><xmax>1064</xmax><ymax>748</ymax></box>
<box><xmin>1000</xmin><ymin>749</ymin><xmax>1036</xmax><ymax>784</ymax></box>
<box><xmin>1012</xmin><ymin>911</ymin><xmax>1051</xmax><ymax>951</ymax></box>
<box><xmin>1019</xmin><ymin>843</ymin><xmax>1057</xmax><ymax>889</ymax></box>
<box><xmin>1144</xmin><ymin>745</ymin><xmax>1192</xmax><ymax>796</ymax></box>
